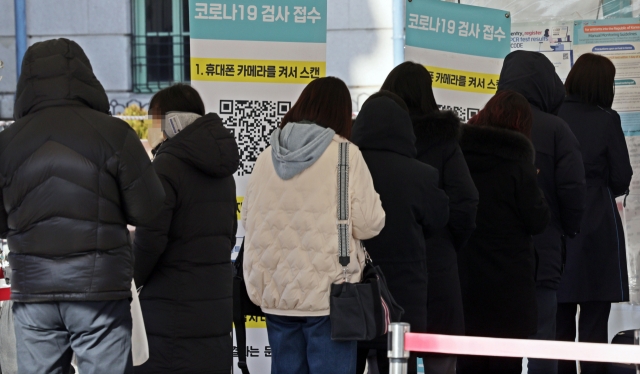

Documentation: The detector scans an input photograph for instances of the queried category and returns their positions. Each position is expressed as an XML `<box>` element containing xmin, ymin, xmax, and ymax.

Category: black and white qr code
<box><xmin>220</xmin><ymin>100</ymin><xmax>291</xmax><ymax>176</ymax></box>
<box><xmin>438</xmin><ymin>104</ymin><xmax>479</xmax><ymax>122</ymax></box>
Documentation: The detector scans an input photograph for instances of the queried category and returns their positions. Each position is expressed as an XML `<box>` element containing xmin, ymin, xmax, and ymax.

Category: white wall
<box><xmin>327</xmin><ymin>0</ymin><xmax>394</xmax><ymax>110</ymax></box>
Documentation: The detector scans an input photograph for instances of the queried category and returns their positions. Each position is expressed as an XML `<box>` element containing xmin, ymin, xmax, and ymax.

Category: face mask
<box><xmin>147</xmin><ymin>128</ymin><xmax>164</xmax><ymax>149</ymax></box>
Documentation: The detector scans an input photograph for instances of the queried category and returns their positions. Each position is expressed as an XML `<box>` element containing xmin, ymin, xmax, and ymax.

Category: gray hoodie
<box><xmin>271</xmin><ymin>122</ymin><xmax>335</xmax><ymax>180</ymax></box>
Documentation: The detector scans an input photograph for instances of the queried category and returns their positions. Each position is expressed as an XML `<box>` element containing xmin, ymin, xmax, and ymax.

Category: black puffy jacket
<box><xmin>0</xmin><ymin>38</ymin><xmax>165</xmax><ymax>302</ymax></box>
<box><xmin>498</xmin><ymin>51</ymin><xmax>586</xmax><ymax>289</ymax></box>
<box><xmin>352</xmin><ymin>97</ymin><xmax>449</xmax><ymax>338</ymax></box>
<box><xmin>133</xmin><ymin>113</ymin><xmax>239</xmax><ymax>374</ymax></box>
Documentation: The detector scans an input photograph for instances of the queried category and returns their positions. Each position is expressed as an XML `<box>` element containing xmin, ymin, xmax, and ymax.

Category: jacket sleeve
<box><xmin>350</xmin><ymin>147</ymin><xmax>386</xmax><ymax>240</ymax></box>
<box><xmin>554</xmin><ymin>122</ymin><xmax>586</xmax><ymax>237</ymax></box>
<box><xmin>421</xmin><ymin>166</ymin><xmax>450</xmax><ymax>232</ymax></box>
<box><xmin>442</xmin><ymin>142</ymin><xmax>479</xmax><ymax>249</ymax></box>
<box><xmin>607</xmin><ymin>113</ymin><xmax>633</xmax><ymax>197</ymax></box>
<box><xmin>117</xmin><ymin>130</ymin><xmax>166</xmax><ymax>226</ymax></box>
<box><xmin>517</xmin><ymin>162</ymin><xmax>551</xmax><ymax>235</ymax></box>
<box><xmin>133</xmin><ymin>170</ymin><xmax>177</xmax><ymax>286</ymax></box>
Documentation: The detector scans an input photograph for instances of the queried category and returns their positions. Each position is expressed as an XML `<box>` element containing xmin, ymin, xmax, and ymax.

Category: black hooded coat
<box><xmin>351</xmin><ymin>97</ymin><xmax>450</xmax><ymax>339</ymax></box>
<box><xmin>498</xmin><ymin>51</ymin><xmax>586</xmax><ymax>290</ymax></box>
<box><xmin>133</xmin><ymin>113</ymin><xmax>239</xmax><ymax>373</ymax></box>
<box><xmin>411</xmin><ymin>110</ymin><xmax>479</xmax><ymax>337</ymax></box>
<box><xmin>459</xmin><ymin>125</ymin><xmax>550</xmax><ymax>337</ymax></box>
<box><xmin>0</xmin><ymin>38</ymin><xmax>165</xmax><ymax>302</ymax></box>
<box><xmin>557</xmin><ymin>96</ymin><xmax>632</xmax><ymax>302</ymax></box>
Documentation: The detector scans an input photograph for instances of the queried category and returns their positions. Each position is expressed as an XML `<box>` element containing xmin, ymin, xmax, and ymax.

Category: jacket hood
<box><xmin>411</xmin><ymin>110</ymin><xmax>461</xmax><ymax>144</ymax></box>
<box><xmin>270</xmin><ymin>122</ymin><xmax>335</xmax><ymax>180</ymax></box>
<box><xmin>352</xmin><ymin>97</ymin><xmax>417</xmax><ymax>158</ymax></box>
<box><xmin>498</xmin><ymin>50</ymin><xmax>565</xmax><ymax>114</ymax></box>
<box><xmin>460</xmin><ymin>125</ymin><xmax>535</xmax><ymax>168</ymax></box>
<box><xmin>14</xmin><ymin>38</ymin><xmax>109</xmax><ymax>119</ymax></box>
<box><xmin>156</xmin><ymin>113</ymin><xmax>240</xmax><ymax>178</ymax></box>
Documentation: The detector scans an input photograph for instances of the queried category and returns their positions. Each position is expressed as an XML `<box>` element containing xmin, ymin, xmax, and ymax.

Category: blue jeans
<box><xmin>266</xmin><ymin>314</ymin><xmax>356</xmax><ymax>374</ymax></box>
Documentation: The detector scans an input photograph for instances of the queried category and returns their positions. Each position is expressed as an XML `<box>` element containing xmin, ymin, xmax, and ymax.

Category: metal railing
<box><xmin>388</xmin><ymin>322</ymin><xmax>640</xmax><ymax>374</ymax></box>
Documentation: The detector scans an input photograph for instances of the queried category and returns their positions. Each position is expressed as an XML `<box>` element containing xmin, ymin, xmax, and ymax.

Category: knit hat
<box><xmin>162</xmin><ymin>111</ymin><xmax>202</xmax><ymax>138</ymax></box>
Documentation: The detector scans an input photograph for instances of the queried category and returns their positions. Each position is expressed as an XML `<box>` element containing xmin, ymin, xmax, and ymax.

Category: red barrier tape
<box><xmin>0</xmin><ymin>287</ymin><xmax>10</xmax><ymax>301</ymax></box>
<box><xmin>405</xmin><ymin>333</ymin><xmax>640</xmax><ymax>364</ymax></box>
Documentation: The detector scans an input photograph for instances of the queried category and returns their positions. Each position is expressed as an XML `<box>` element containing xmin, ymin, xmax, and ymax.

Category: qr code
<box><xmin>221</xmin><ymin>100</ymin><xmax>291</xmax><ymax>175</ymax></box>
<box><xmin>563</xmin><ymin>53</ymin><xmax>569</xmax><ymax>60</ymax></box>
<box><xmin>438</xmin><ymin>104</ymin><xmax>479</xmax><ymax>122</ymax></box>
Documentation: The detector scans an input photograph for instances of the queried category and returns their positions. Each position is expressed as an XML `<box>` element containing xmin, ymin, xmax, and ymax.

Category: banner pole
<box><xmin>388</xmin><ymin>323</ymin><xmax>410</xmax><ymax>374</ymax></box>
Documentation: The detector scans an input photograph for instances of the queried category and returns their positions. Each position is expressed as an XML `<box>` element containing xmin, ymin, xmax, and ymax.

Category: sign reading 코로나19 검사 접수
<box><xmin>188</xmin><ymin>1</ymin><xmax>326</xmax><ymax>373</ymax></box>
<box><xmin>405</xmin><ymin>0</ymin><xmax>511</xmax><ymax>123</ymax></box>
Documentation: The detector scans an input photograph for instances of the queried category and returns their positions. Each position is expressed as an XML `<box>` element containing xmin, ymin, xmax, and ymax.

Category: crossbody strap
<box><xmin>337</xmin><ymin>142</ymin><xmax>350</xmax><ymax>268</ymax></box>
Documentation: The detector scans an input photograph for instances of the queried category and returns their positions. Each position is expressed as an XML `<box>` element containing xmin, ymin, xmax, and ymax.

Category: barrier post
<box><xmin>388</xmin><ymin>323</ymin><xmax>410</xmax><ymax>374</ymax></box>
<box><xmin>635</xmin><ymin>330</ymin><xmax>640</xmax><ymax>374</ymax></box>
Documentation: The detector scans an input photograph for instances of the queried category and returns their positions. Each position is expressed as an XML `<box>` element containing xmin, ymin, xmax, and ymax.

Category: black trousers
<box><xmin>556</xmin><ymin>301</ymin><xmax>611</xmax><ymax>374</ymax></box>
<box><xmin>457</xmin><ymin>355</ymin><xmax>522</xmax><ymax>374</ymax></box>
<box><xmin>528</xmin><ymin>286</ymin><xmax>558</xmax><ymax>374</ymax></box>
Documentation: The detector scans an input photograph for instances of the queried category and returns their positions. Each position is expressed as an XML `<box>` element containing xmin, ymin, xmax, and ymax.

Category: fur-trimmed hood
<box><xmin>460</xmin><ymin>125</ymin><xmax>535</xmax><ymax>168</ymax></box>
<box><xmin>411</xmin><ymin>110</ymin><xmax>461</xmax><ymax>146</ymax></box>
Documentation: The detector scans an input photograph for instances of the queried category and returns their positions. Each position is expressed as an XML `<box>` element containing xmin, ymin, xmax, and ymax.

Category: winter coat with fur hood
<box><xmin>459</xmin><ymin>125</ymin><xmax>550</xmax><ymax>338</ymax></box>
<box><xmin>242</xmin><ymin>123</ymin><xmax>385</xmax><ymax>317</ymax></box>
<box><xmin>411</xmin><ymin>110</ymin><xmax>479</xmax><ymax>337</ymax></box>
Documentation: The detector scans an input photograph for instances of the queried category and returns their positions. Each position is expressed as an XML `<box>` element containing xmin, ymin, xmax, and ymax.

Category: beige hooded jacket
<box><xmin>242</xmin><ymin>129</ymin><xmax>385</xmax><ymax>317</ymax></box>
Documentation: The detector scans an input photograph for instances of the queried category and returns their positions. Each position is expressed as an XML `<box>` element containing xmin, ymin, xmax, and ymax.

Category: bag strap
<box><xmin>233</xmin><ymin>240</ymin><xmax>250</xmax><ymax>374</ymax></box>
<box><xmin>337</xmin><ymin>142</ymin><xmax>350</xmax><ymax>268</ymax></box>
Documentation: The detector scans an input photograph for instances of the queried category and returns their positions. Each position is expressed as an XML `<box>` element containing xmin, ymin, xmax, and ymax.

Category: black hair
<box><xmin>565</xmin><ymin>53</ymin><xmax>616</xmax><ymax>108</ymax></box>
<box><xmin>363</xmin><ymin>90</ymin><xmax>409</xmax><ymax>113</ymax></box>
<box><xmin>381</xmin><ymin>61</ymin><xmax>439</xmax><ymax>115</ymax></box>
<box><xmin>149</xmin><ymin>84</ymin><xmax>206</xmax><ymax>116</ymax></box>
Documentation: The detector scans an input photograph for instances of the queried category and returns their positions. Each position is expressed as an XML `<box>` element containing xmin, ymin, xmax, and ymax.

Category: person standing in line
<box><xmin>381</xmin><ymin>61</ymin><xmax>479</xmax><ymax>374</ymax></box>
<box><xmin>556</xmin><ymin>53</ymin><xmax>633</xmax><ymax>374</ymax></box>
<box><xmin>457</xmin><ymin>90</ymin><xmax>550</xmax><ymax>374</ymax></box>
<box><xmin>133</xmin><ymin>84</ymin><xmax>240</xmax><ymax>373</ymax></box>
<box><xmin>351</xmin><ymin>91</ymin><xmax>450</xmax><ymax>374</ymax></box>
<box><xmin>0</xmin><ymin>38</ymin><xmax>165</xmax><ymax>374</ymax></box>
<box><xmin>242</xmin><ymin>77</ymin><xmax>385</xmax><ymax>374</ymax></box>
<box><xmin>498</xmin><ymin>50</ymin><xmax>586</xmax><ymax>374</ymax></box>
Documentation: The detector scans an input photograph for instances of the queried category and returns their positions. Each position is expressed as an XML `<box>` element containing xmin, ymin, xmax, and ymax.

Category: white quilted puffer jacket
<box><xmin>242</xmin><ymin>134</ymin><xmax>385</xmax><ymax>316</ymax></box>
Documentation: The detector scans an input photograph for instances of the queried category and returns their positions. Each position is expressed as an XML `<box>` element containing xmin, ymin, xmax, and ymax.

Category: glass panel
<box><xmin>146</xmin><ymin>0</ymin><xmax>173</xmax><ymax>33</ymax></box>
<box><xmin>183</xmin><ymin>36</ymin><xmax>191</xmax><ymax>81</ymax></box>
<box><xmin>146</xmin><ymin>36</ymin><xmax>174</xmax><ymax>82</ymax></box>
<box><xmin>182</xmin><ymin>0</ymin><xmax>190</xmax><ymax>32</ymax></box>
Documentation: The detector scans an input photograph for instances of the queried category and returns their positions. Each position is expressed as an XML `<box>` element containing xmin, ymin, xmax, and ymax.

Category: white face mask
<box><xmin>147</xmin><ymin>128</ymin><xmax>164</xmax><ymax>149</ymax></box>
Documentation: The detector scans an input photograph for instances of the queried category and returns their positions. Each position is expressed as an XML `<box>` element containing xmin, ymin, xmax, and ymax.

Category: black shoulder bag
<box><xmin>233</xmin><ymin>240</ymin><xmax>264</xmax><ymax>374</ymax></box>
<box><xmin>329</xmin><ymin>142</ymin><xmax>404</xmax><ymax>341</ymax></box>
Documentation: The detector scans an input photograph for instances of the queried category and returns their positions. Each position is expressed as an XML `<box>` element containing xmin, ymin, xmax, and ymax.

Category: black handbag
<box><xmin>233</xmin><ymin>240</ymin><xmax>264</xmax><ymax>374</ymax></box>
<box><xmin>329</xmin><ymin>142</ymin><xmax>404</xmax><ymax>341</ymax></box>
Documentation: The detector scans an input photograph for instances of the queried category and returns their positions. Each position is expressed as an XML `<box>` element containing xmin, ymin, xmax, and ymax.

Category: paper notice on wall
<box><xmin>573</xmin><ymin>19</ymin><xmax>640</xmax><ymax>112</ymax></box>
<box><xmin>511</xmin><ymin>21</ymin><xmax>574</xmax><ymax>81</ymax></box>
<box><xmin>405</xmin><ymin>1</ymin><xmax>511</xmax><ymax>118</ymax></box>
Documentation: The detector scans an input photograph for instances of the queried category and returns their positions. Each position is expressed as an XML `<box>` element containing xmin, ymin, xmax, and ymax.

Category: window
<box><xmin>132</xmin><ymin>0</ymin><xmax>190</xmax><ymax>93</ymax></box>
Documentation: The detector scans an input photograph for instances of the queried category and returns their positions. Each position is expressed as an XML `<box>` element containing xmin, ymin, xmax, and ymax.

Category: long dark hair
<box><xmin>565</xmin><ymin>53</ymin><xmax>616</xmax><ymax>108</ymax></box>
<box><xmin>281</xmin><ymin>77</ymin><xmax>353</xmax><ymax>139</ymax></box>
<box><xmin>468</xmin><ymin>90</ymin><xmax>533</xmax><ymax>139</ymax></box>
<box><xmin>149</xmin><ymin>84</ymin><xmax>206</xmax><ymax>115</ymax></box>
<box><xmin>381</xmin><ymin>61</ymin><xmax>439</xmax><ymax>115</ymax></box>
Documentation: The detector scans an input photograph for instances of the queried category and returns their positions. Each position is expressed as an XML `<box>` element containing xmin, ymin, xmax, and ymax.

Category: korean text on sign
<box><xmin>408</xmin><ymin>13</ymin><xmax>506</xmax><ymax>41</ymax></box>
<box><xmin>195</xmin><ymin>3</ymin><xmax>321</xmax><ymax>23</ymax></box>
